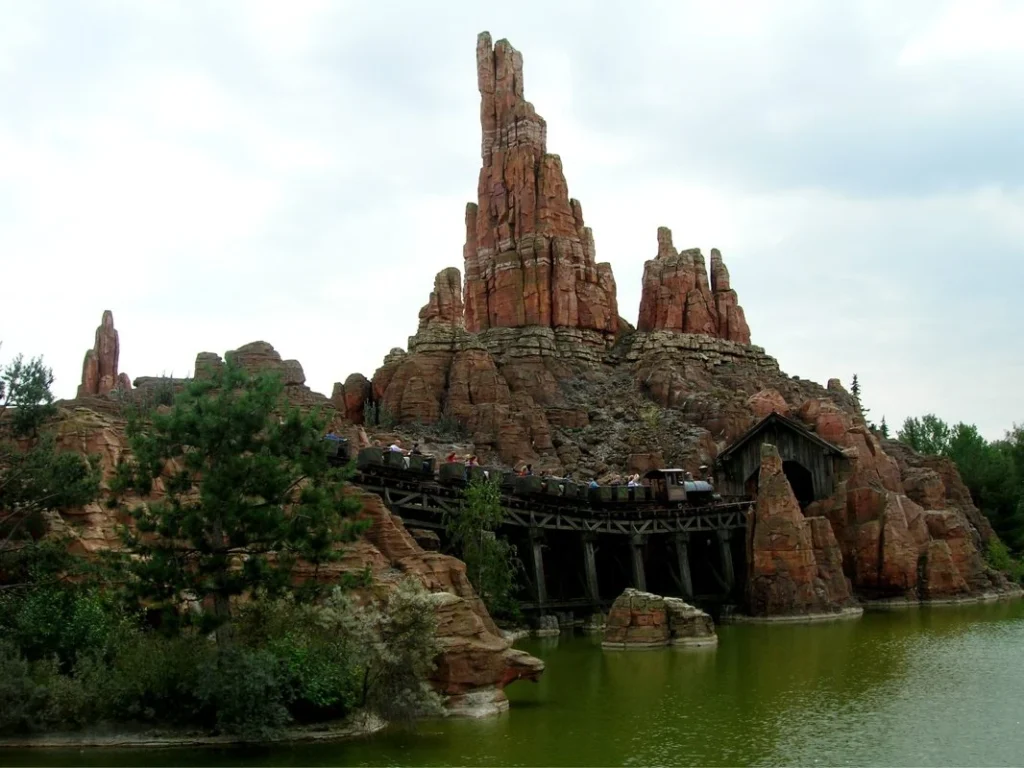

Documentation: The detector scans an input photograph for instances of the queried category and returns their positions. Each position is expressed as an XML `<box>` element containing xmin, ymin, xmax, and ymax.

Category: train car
<box><xmin>643</xmin><ymin>469</ymin><xmax>717</xmax><ymax>506</ymax></box>
<box><xmin>348</xmin><ymin>441</ymin><xmax>722</xmax><ymax>513</ymax></box>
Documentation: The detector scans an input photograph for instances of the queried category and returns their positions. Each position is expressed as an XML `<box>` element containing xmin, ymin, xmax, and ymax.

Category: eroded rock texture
<box><xmin>636</xmin><ymin>229</ymin><xmax>751</xmax><ymax>343</ymax></box>
<box><xmin>77</xmin><ymin>310</ymin><xmax>130</xmax><ymax>398</ymax></box>
<box><xmin>602</xmin><ymin>588</ymin><xmax>716</xmax><ymax>649</ymax></box>
<box><xmin>746</xmin><ymin>443</ymin><xmax>852</xmax><ymax>616</ymax></box>
<box><xmin>462</xmin><ymin>32</ymin><xmax>619</xmax><ymax>336</ymax></box>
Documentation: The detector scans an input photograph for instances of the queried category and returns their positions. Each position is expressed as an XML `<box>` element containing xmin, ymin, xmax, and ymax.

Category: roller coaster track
<box><xmin>351</xmin><ymin>468</ymin><xmax>753</xmax><ymax>536</ymax></box>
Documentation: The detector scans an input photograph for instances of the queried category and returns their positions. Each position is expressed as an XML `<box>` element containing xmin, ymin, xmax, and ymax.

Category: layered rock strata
<box><xmin>76</xmin><ymin>310</ymin><xmax>130</xmax><ymax>398</ymax></box>
<box><xmin>462</xmin><ymin>32</ymin><xmax>619</xmax><ymax>337</ymax></box>
<box><xmin>637</xmin><ymin>229</ymin><xmax>751</xmax><ymax>343</ymax></box>
<box><xmin>602</xmin><ymin>588</ymin><xmax>717</xmax><ymax>649</ymax></box>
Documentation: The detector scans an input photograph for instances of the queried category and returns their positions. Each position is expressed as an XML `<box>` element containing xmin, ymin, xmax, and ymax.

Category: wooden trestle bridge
<box><xmin>351</xmin><ymin>469</ymin><xmax>754</xmax><ymax>614</ymax></box>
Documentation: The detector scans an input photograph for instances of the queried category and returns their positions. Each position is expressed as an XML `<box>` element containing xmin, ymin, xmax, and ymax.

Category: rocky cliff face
<box><xmin>636</xmin><ymin>229</ymin><xmax>751</xmax><ymax>343</ymax></box>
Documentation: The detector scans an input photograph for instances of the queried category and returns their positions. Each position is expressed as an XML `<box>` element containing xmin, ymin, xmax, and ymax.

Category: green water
<box><xmin>7</xmin><ymin>601</ymin><xmax>1024</xmax><ymax>766</ymax></box>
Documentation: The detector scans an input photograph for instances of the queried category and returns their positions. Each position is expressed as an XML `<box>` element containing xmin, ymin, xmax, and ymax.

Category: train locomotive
<box><xmin>325</xmin><ymin>437</ymin><xmax>722</xmax><ymax>512</ymax></box>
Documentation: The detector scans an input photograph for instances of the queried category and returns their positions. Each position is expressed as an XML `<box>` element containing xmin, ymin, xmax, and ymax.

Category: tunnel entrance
<box><xmin>782</xmin><ymin>460</ymin><xmax>815</xmax><ymax>509</ymax></box>
<box><xmin>744</xmin><ymin>460</ymin><xmax>816</xmax><ymax>510</ymax></box>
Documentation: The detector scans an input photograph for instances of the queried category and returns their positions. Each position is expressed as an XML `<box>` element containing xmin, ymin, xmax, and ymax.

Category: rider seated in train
<box><xmin>445</xmin><ymin>452</ymin><xmax>458</xmax><ymax>463</ymax></box>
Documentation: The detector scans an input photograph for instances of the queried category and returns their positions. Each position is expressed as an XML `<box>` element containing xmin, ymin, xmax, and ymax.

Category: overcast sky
<box><xmin>1</xmin><ymin>0</ymin><xmax>1021</xmax><ymax>439</ymax></box>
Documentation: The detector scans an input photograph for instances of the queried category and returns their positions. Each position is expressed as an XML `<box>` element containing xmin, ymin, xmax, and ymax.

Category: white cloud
<box><xmin>0</xmin><ymin>0</ymin><xmax>1020</xmax><ymax>444</ymax></box>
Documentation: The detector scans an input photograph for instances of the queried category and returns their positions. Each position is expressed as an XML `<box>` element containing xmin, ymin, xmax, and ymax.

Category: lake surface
<box><xmin>8</xmin><ymin>601</ymin><xmax>1024</xmax><ymax>767</ymax></box>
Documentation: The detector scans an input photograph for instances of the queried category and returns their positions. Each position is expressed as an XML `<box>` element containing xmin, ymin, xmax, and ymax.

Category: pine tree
<box><xmin>112</xmin><ymin>361</ymin><xmax>367</xmax><ymax>636</ymax></box>
<box><xmin>879</xmin><ymin>416</ymin><xmax>889</xmax><ymax>438</ymax></box>
<box><xmin>1</xmin><ymin>351</ymin><xmax>100</xmax><ymax>589</ymax></box>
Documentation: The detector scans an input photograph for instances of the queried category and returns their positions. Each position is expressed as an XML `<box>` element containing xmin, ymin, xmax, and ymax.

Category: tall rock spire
<box><xmin>463</xmin><ymin>32</ymin><xmax>619</xmax><ymax>336</ymax></box>
<box><xmin>636</xmin><ymin>228</ymin><xmax>751</xmax><ymax>344</ymax></box>
<box><xmin>77</xmin><ymin>310</ymin><xmax>131</xmax><ymax>398</ymax></box>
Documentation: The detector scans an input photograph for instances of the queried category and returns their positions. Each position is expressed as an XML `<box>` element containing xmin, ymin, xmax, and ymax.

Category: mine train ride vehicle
<box><xmin>324</xmin><ymin>437</ymin><xmax>722</xmax><ymax>511</ymax></box>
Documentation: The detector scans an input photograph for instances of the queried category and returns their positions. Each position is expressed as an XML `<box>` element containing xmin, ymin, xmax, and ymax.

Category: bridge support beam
<box><xmin>529</xmin><ymin>528</ymin><xmax>547</xmax><ymax>606</ymax></box>
<box><xmin>582</xmin><ymin>534</ymin><xmax>600</xmax><ymax>604</ymax></box>
<box><xmin>673</xmin><ymin>532</ymin><xmax>694</xmax><ymax>599</ymax></box>
<box><xmin>716</xmin><ymin>528</ymin><xmax>735</xmax><ymax>591</ymax></box>
<box><xmin>630</xmin><ymin>534</ymin><xmax>647</xmax><ymax>592</ymax></box>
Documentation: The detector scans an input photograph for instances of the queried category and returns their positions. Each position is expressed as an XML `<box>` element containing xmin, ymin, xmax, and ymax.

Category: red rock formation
<box><xmin>462</xmin><ymin>32</ymin><xmax>618</xmax><ymax>336</ymax></box>
<box><xmin>747</xmin><ymin>388</ymin><xmax>789</xmax><ymax>420</ymax></box>
<box><xmin>77</xmin><ymin>310</ymin><xmax>130</xmax><ymax>398</ymax></box>
<box><xmin>419</xmin><ymin>267</ymin><xmax>465</xmax><ymax>331</ymax></box>
<box><xmin>602</xmin><ymin>588</ymin><xmax>716</xmax><ymax>649</ymax></box>
<box><xmin>746</xmin><ymin>443</ymin><xmax>851</xmax><ymax>616</ymax></box>
<box><xmin>636</xmin><ymin>229</ymin><xmax>751</xmax><ymax>344</ymax></box>
<box><xmin>220</xmin><ymin>342</ymin><xmax>329</xmax><ymax>408</ymax></box>
<box><xmin>332</xmin><ymin>373</ymin><xmax>372</xmax><ymax>424</ymax></box>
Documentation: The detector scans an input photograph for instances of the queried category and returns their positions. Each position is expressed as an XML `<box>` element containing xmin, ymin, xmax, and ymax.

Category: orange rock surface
<box><xmin>636</xmin><ymin>229</ymin><xmax>751</xmax><ymax>343</ymax></box>
<box><xmin>462</xmin><ymin>33</ymin><xmax>619</xmax><ymax>336</ymax></box>
<box><xmin>76</xmin><ymin>310</ymin><xmax>130</xmax><ymax>398</ymax></box>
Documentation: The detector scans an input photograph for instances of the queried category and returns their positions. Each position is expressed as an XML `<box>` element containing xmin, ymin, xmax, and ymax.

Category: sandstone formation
<box><xmin>462</xmin><ymin>32</ymin><xmax>619</xmax><ymax>336</ymax></box>
<box><xmin>637</xmin><ymin>229</ymin><xmax>751</xmax><ymax>343</ymax></box>
<box><xmin>746</xmin><ymin>443</ymin><xmax>852</xmax><ymax>616</ymax></box>
<box><xmin>602</xmin><ymin>588</ymin><xmax>717</xmax><ymax>649</ymax></box>
<box><xmin>76</xmin><ymin>310</ymin><xmax>130</xmax><ymax>398</ymax></box>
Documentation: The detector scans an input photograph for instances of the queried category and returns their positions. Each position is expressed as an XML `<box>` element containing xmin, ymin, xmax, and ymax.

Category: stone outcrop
<box><xmin>419</xmin><ymin>267</ymin><xmax>465</xmax><ymax>333</ymax></box>
<box><xmin>214</xmin><ymin>342</ymin><xmax>330</xmax><ymax>408</ymax></box>
<box><xmin>77</xmin><ymin>310</ymin><xmax>130</xmax><ymax>398</ymax></box>
<box><xmin>340</xmin><ymin>491</ymin><xmax>544</xmax><ymax>715</ymax></box>
<box><xmin>462</xmin><ymin>32</ymin><xmax>619</xmax><ymax>337</ymax></box>
<box><xmin>602</xmin><ymin>588</ymin><xmax>716</xmax><ymax>649</ymax></box>
<box><xmin>636</xmin><ymin>229</ymin><xmax>751</xmax><ymax>343</ymax></box>
<box><xmin>746</xmin><ymin>443</ymin><xmax>852</xmax><ymax>616</ymax></box>
<box><xmin>332</xmin><ymin>373</ymin><xmax>372</xmax><ymax>424</ymax></box>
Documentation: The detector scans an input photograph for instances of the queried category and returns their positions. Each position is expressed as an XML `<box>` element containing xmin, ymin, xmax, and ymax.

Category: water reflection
<box><xmin>5</xmin><ymin>601</ymin><xmax>1024</xmax><ymax>767</ymax></box>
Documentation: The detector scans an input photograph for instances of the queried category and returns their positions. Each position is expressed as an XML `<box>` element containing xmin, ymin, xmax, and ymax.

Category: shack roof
<box><xmin>643</xmin><ymin>468</ymin><xmax>687</xmax><ymax>479</ymax></box>
<box><xmin>716</xmin><ymin>411</ymin><xmax>845</xmax><ymax>463</ymax></box>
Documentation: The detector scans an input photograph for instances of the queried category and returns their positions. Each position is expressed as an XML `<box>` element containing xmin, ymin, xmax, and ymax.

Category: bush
<box><xmin>0</xmin><ymin>640</ymin><xmax>51</xmax><ymax>734</ymax></box>
<box><xmin>196</xmin><ymin>645</ymin><xmax>293</xmax><ymax>740</ymax></box>
<box><xmin>236</xmin><ymin>598</ymin><xmax>362</xmax><ymax>722</ymax></box>
<box><xmin>434</xmin><ymin>404</ymin><xmax>469</xmax><ymax>440</ymax></box>
<box><xmin>3</xmin><ymin>587</ymin><xmax>129</xmax><ymax>671</ymax></box>
<box><xmin>986</xmin><ymin>538</ymin><xmax>1024</xmax><ymax>583</ymax></box>
<box><xmin>92</xmin><ymin>632</ymin><xmax>209</xmax><ymax>726</ymax></box>
<box><xmin>329</xmin><ymin>579</ymin><xmax>443</xmax><ymax>722</ymax></box>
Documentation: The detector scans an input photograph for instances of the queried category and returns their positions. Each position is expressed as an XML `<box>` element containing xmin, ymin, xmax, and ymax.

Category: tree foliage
<box><xmin>111</xmin><ymin>361</ymin><xmax>366</xmax><ymax>634</ymax></box>
<box><xmin>898</xmin><ymin>414</ymin><xmax>1024</xmax><ymax>553</ymax></box>
<box><xmin>443</xmin><ymin>477</ymin><xmax>521</xmax><ymax>620</ymax></box>
<box><xmin>0</xmin><ymin>351</ymin><xmax>100</xmax><ymax>589</ymax></box>
<box><xmin>1</xmin><ymin>353</ymin><xmax>57</xmax><ymax>438</ymax></box>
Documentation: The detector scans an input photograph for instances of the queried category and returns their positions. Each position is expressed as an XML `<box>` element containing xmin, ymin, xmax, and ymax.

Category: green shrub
<box><xmin>196</xmin><ymin>646</ymin><xmax>293</xmax><ymax>740</ymax></box>
<box><xmin>0</xmin><ymin>640</ymin><xmax>51</xmax><ymax>734</ymax></box>
<box><xmin>2</xmin><ymin>587</ymin><xmax>129</xmax><ymax>671</ymax></box>
<box><xmin>986</xmin><ymin>538</ymin><xmax>1024</xmax><ymax>583</ymax></box>
<box><xmin>93</xmin><ymin>632</ymin><xmax>210</xmax><ymax>726</ymax></box>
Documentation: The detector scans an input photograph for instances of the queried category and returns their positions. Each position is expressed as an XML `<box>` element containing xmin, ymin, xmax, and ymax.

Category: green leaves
<box><xmin>443</xmin><ymin>477</ymin><xmax>522</xmax><ymax>620</ymax></box>
<box><xmin>898</xmin><ymin>414</ymin><xmax>1024</xmax><ymax>556</ymax></box>
<box><xmin>111</xmin><ymin>360</ymin><xmax>366</xmax><ymax>634</ymax></box>
<box><xmin>1</xmin><ymin>354</ymin><xmax>57</xmax><ymax>438</ymax></box>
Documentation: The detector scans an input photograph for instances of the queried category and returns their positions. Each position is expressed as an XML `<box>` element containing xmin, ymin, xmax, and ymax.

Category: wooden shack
<box><xmin>714</xmin><ymin>412</ymin><xmax>845</xmax><ymax>507</ymax></box>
